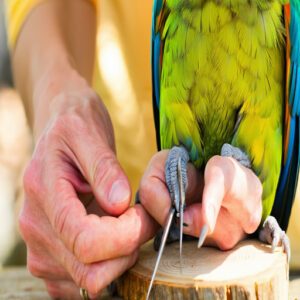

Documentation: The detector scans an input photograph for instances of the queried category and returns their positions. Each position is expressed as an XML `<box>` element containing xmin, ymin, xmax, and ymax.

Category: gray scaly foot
<box><xmin>259</xmin><ymin>216</ymin><xmax>290</xmax><ymax>261</ymax></box>
<box><xmin>165</xmin><ymin>146</ymin><xmax>189</xmax><ymax>212</ymax></box>
<box><xmin>221</xmin><ymin>143</ymin><xmax>251</xmax><ymax>168</ymax></box>
<box><xmin>154</xmin><ymin>146</ymin><xmax>189</xmax><ymax>250</ymax></box>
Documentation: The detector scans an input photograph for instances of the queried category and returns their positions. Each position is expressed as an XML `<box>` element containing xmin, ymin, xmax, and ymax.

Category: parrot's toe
<box><xmin>221</xmin><ymin>143</ymin><xmax>251</xmax><ymax>168</ymax></box>
<box><xmin>165</xmin><ymin>146</ymin><xmax>189</xmax><ymax>212</ymax></box>
<box><xmin>258</xmin><ymin>216</ymin><xmax>290</xmax><ymax>261</ymax></box>
<box><xmin>153</xmin><ymin>146</ymin><xmax>189</xmax><ymax>251</ymax></box>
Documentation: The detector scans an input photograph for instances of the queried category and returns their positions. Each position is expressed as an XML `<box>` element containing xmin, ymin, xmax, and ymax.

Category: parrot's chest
<box><xmin>160</xmin><ymin>3</ymin><xmax>285</xmax><ymax>163</ymax></box>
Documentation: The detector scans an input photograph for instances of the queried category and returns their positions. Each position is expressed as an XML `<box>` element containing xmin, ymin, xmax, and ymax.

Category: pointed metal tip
<box><xmin>145</xmin><ymin>286</ymin><xmax>152</xmax><ymax>300</ymax></box>
<box><xmin>198</xmin><ymin>224</ymin><xmax>208</xmax><ymax>248</ymax></box>
<box><xmin>146</xmin><ymin>209</ymin><xmax>176</xmax><ymax>300</ymax></box>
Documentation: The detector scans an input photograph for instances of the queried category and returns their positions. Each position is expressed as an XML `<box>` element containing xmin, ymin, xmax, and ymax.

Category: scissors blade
<box><xmin>177</xmin><ymin>158</ymin><xmax>185</xmax><ymax>271</ymax></box>
<box><xmin>146</xmin><ymin>208</ymin><xmax>176</xmax><ymax>300</ymax></box>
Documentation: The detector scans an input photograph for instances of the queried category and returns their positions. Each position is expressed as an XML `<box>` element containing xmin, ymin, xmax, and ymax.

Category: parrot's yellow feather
<box><xmin>159</xmin><ymin>0</ymin><xmax>286</xmax><ymax>219</ymax></box>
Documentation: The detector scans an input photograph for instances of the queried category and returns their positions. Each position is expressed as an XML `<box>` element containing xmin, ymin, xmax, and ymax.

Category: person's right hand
<box><xmin>19</xmin><ymin>70</ymin><xmax>157</xmax><ymax>299</ymax></box>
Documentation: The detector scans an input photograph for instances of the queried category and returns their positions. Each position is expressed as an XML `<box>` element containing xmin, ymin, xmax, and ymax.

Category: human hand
<box><xmin>20</xmin><ymin>71</ymin><xmax>157</xmax><ymax>299</ymax></box>
<box><xmin>139</xmin><ymin>150</ymin><xmax>263</xmax><ymax>250</ymax></box>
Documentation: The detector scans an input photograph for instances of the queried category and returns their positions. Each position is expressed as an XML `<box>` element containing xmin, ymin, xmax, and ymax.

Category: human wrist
<box><xmin>32</xmin><ymin>59</ymin><xmax>91</xmax><ymax>139</ymax></box>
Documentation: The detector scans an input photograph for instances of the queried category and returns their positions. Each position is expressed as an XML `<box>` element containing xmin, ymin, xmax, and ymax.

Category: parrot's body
<box><xmin>152</xmin><ymin>0</ymin><xmax>300</xmax><ymax>230</ymax></box>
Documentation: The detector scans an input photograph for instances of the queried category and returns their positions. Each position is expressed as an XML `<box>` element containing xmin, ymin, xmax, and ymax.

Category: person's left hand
<box><xmin>139</xmin><ymin>150</ymin><xmax>263</xmax><ymax>250</ymax></box>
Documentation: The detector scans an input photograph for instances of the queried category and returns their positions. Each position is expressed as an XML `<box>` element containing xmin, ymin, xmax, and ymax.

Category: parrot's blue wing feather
<box><xmin>272</xmin><ymin>3</ymin><xmax>300</xmax><ymax>230</ymax></box>
<box><xmin>152</xmin><ymin>0</ymin><xmax>164</xmax><ymax>150</ymax></box>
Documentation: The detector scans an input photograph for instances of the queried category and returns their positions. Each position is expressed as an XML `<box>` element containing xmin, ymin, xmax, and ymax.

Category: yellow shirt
<box><xmin>5</xmin><ymin>0</ymin><xmax>300</xmax><ymax>269</ymax></box>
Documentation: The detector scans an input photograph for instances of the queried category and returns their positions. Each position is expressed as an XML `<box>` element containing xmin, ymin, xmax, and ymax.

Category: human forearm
<box><xmin>12</xmin><ymin>0</ymin><xmax>96</xmax><ymax>134</ymax></box>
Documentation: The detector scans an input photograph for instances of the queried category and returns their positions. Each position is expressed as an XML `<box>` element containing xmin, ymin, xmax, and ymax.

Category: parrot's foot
<box><xmin>259</xmin><ymin>216</ymin><xmax>290</xmax><ymax>261</ymax></box>
<box><xmin>221</xmin><ymin>143</ymin><xmax>251</xmax><ymax>168</ymax></box>
<box><xmin>165</xmin><ymin>146</ymin><xmax>189</xmax><ymax>211</ymax></box>
<box><xmin>154</xmin><ymin>146</ymin><xmax>189</xmax><ymax>250</ymax></box>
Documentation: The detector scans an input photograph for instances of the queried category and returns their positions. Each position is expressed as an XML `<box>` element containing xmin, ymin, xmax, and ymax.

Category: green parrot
<box><xmin>151</xmin><ymin>0</ymin><xmax>300</xmax><ymax>253</ymax></box>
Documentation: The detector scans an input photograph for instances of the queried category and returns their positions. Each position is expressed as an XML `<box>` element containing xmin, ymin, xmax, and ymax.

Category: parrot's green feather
<box><xmin>158</xmin><ymin>0</ymin><xmax>286</xmax><ymax>221</ymax></box>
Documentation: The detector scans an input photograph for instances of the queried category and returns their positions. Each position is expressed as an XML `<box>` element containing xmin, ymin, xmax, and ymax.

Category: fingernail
<box><xmin>108</xmin><ymin>180</ymin><xmax>130</xmax><ymax>204</ymax></box>
<box><xmin>206</xmin><ymin>204</ymin><xmax>215</xmax><ymax>230</ymax></box>
<box><xmin>198</xmin><ymin>224</ymin><xmax>208</xmax><ymax>248</ymax></box>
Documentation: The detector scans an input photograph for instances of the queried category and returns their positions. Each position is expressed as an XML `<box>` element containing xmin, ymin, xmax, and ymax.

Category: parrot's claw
<box><xmin>259</xmin><ymin>216</ymin><xmax>291</xmax><ymax>261</ymax></box>
<box><xmin>221</xmin><ymin>143</ymin><xmax>252</xmax><ymax>168</ymax></box>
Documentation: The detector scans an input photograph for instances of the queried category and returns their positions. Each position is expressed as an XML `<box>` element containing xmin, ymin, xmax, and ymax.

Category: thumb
<box><xmin>71</xmin><ymin>138</ymin><xmax>131</xmax><ymax>216</ymax></box>
<box><xmin>90</xmin><ymin>149</ymin><xmax>131</xmax><ymax>216</ymax></box>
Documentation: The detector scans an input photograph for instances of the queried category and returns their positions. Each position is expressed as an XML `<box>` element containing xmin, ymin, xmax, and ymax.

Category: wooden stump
<box><xmin>116</xmin><ymin>239</ymin><xmax>289</xmax><ymax>300</ymax></box>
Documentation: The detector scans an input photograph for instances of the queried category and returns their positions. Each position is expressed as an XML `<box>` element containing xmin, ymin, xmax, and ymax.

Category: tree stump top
<box><xmin>117</xmin><ymin>239</ymin><xmax>289</xmax><ymax>299</ymax></box>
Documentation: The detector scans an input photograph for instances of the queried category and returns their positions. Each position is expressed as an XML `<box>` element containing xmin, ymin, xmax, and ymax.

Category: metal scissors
<box><xmin>145</xmin><ymin>159</ymin><xmax>186</xmax><ymax>300</ymax></box>
<box><xmin>145</xmin><ymin>157</ymin><xmax>209</xmax><ymax>299</ymax></box>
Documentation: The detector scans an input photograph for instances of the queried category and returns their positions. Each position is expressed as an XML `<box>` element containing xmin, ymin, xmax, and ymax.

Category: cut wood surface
<box><xmin>116</xmin><ymin>239</ymin><xmax>289</xmax><ymax>300</ymax></box>
<box><xmin>0</xmin><ymin>266</ymin><xmax>299</xmax><ymax>299</ymax></box>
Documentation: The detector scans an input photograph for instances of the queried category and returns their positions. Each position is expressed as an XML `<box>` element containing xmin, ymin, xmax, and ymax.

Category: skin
<box><xmin>139</xmin><ymin>151</ymin><xmax>263</xmax><ymax>250</ymax></box>
<box><xmin>12</xmin><ymin>0</ymin><xmax>263</xmax><ymax>298</ymax></box>
<box><xmin>13</xmin><ymin>1</ymin><xmax>157</xmax><ymax>299</ymax></box>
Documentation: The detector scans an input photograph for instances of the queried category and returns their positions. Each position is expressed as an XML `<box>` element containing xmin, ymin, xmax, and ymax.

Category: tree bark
<box><xmin>116</xmin><ymin>239</ymin><xmax>289</xmax><ymax>300</ymax></box>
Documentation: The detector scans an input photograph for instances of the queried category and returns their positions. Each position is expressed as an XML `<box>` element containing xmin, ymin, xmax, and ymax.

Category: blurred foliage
<box><xmin>3</xmin><ymin>240</ymin><xmax>26</xmax><ymax>266</ymax></box>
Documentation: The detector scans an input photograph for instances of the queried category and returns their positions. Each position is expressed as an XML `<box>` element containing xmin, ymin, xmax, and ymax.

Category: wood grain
<box><xmin>116</xmin><ymin>239</ymin><xmax>289</xmax><ymax>300</ymax></box>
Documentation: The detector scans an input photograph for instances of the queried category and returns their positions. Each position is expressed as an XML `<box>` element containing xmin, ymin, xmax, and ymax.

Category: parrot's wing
<box><xmin>151</xmin><ymin>0</ymin><xmax>166</xmax><ymax>150</ymax></box>
<box><xmin>271</xmin><ymin>3</ymin><xmax>300</xmax><ymax>231</ymax></box>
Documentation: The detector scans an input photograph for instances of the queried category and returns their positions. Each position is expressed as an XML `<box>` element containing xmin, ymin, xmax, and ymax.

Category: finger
<box><xmin>139</xmin><ymin>151</ymin><xmax>171</xmax><ymax>225</ymax></box>
<box><xmin>71</xmin><ymin>204</ymin><xmax>158</xmax><ymax>263</ymax></box>
<box><xmin>44</xmin><ymin>178</ymin><xmax>157</xmax><ymax>262</ymax></box>
<box><xmin>216</xmin><ymin>157</ymin><xmax>262</xmax><ymax>234</ymax></box>
<box><xmin>45</xmin><ymin>279</ymin><xmax>84</xmax><ymax>300</ymax></box>
<box><xmin>139</xmin><ymin>150</ymin><xmax>203</xmax><ymax>226</ymax></box>
<box><xmin>63</xmin><ymin>107</ymin><xmax>131</xmax><ymax>216</ymax></box>
<box><xmin>201</xmin><ymin>156</ymin><xmax>226</xmax><ymax>233</ymax></box>
<box><xmin>19</xmin><ymin>200</ymin><xmax>72</xmax><ymax>281</ymax></box>
<box><xmin>22</xmin><ymin>195</ymin><xmax>142</xmax><ymax>296</ymax></box>
<box><xmin>27</xmin><ymin>247</ymin><xmax>72</xmax><ymax>281</ymax></box>
<box><xmin>183</xmin><ymin>203</ymin><xmax>246</xmax><ymax>250</ymax></box>
<box><xmin>78</xmin><ymin>251</ymin><xmax>139</xmax><ymax>298</ymax></box>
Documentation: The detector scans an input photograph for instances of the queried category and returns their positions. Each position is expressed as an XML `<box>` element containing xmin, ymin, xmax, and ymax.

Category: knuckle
<box><xmin>18</xmin><ymin>211</ymin><xmax>34</xmax><ymax>242</ymax></box>
<box><xmin>50</xmin><ymin>113</ymin><xmax>73</xmax><ymax>136</ymax></box>
<box><xmin>207</xmin><ymin>155</ymin><xmax>223</xmax><ymax>167</ymax></box>
<box><xmin>18</xmin><ymin>214</ymin><xmax>28</xmax><ymax>241</ymax></box>
<box><xmin>123</xmin><ymin>230</ymin><xmax>139</xmax><ymax>255</ymax></box>
<box><xmin>53</xmin><ymin>203</ymin><xmax>70</xmax><ymax>238</ymax></box>
<box><xmin>49</xmin><ymin>111</ymin><xmax>85</xmax><ymax>142</ymax></box>
<box><xmin>73</xmin><ymin>215</ymin><xmax>98</xmax><ymax>263</ymax></box>
<box><xmin>92</xmin><ymin>151</ymin><xmax>118</xmax><ymax>186</ymax></box>
<box><xmin>205</xmin><ymin>156</ymin><xmax>228</xmax><ymax>178</ymax></box>
<box><xmin>27</xmin><ymin>254</ymin><xmax>45</xmax><ymax>278</ymax></box>
<box><xmin>23</xmin><ymin>162</ymin><xmax>40</xmax><ymax>198</ymax></box>
<box><xmin>245</xmin><ymin>210</ymin><xmax>262</xmax><ymax>234</ymax></box>
<box><xmin>71</xmin><ymin>260</ymin><xmax>87</xmax><ymax>288</ymax></box>
<box><xmin>206</xmin><ymin>155</ymin><xmax>229</xmax><ymax>172</ymax></box>
<box><xmin>73</xmin><ymin>231</ymin><xmax>90</xmax><ymax>263</ymax></box>
<box><xmin>215</xmin><ymin>232</ymin><xmax>238</xmax><ymax>251</ymax></box>
<box><xmin>71</xmin><ymin>261</ymin><xmax>100</xmax><ymax>294</ymax></box>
